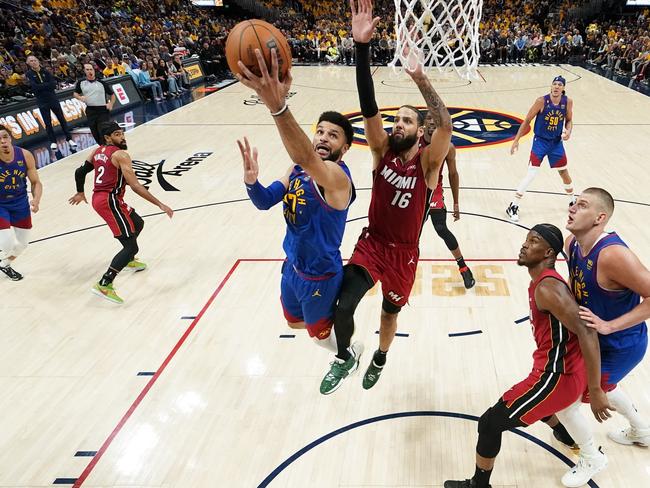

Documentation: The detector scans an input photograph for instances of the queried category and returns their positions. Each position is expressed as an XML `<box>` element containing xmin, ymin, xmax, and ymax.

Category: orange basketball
<box><xmin>225</xmin><ymin>19</ymin><xmax>292</xmax><ymax>80</ymax></box>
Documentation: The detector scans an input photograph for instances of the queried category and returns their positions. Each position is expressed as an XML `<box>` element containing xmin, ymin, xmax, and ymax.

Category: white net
<box><xmin>391</xmin><ymin>0</ymin><xmax>484</xmax><ymax>80</ymax></box>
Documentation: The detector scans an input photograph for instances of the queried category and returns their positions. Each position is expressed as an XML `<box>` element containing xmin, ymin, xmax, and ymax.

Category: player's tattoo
<box><xmin>414</xmin><ymin>77</ymin><xmax>451</xmax><ymax>130</ymax></box>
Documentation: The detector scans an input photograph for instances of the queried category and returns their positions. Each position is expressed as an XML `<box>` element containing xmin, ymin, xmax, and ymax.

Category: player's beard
<box><xmin>389</xmin><ymin>132</ymin><xmax>418</xmax><ymax>154</ymax></box>
<box><xmin>116</xmin><ymin>141</ymin><xmax>127</xmax><ymax>150</ymax></box>
<box><xmin>321</xmin><ymin>147</ymin><xmax>342</xmax><ymax>162</ymax></box>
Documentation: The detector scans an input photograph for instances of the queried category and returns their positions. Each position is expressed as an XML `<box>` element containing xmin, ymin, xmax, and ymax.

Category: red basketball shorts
<box><xmin>502</xmin><ymin>368</ymin><xmax>586</xmax><ymax>425</ymax></box>
<box><xmin>92</xmin><ymin>192</ymin><xmax>137</xmax><ymax>238</ymax></box>
<box><xmin>348</xmin><ymin>229</ymin><xmax>419</xmax><ymax>307</ymax></box>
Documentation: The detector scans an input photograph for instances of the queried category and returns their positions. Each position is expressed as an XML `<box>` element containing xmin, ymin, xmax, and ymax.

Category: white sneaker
<box><xmin>607</xmin><ymin>427</ymin><xmax>650</xmax><ymax>447</ymax></box>
<box><xmin>506</xmin><ymin>203</ymin><xmax>520</xmax><ymax>222</ymax></box>
<box><xmin>561</xmin><ymin>449</ymin><xmax>607</xmax><ymax>488</ymax></box>
<box><xmin>350</xmin><ymin>341</ymin><xmax>365</xmax><ymax>373</ymax></box>
<box><xmin>68</xmin><ymin>139</ymin><xmax>78</xmax><ymax>149</ymax></box>
<box><xmin>50</xmin><ymin>142</ymin><xmax>57</xmax><ymax>150</ymax></box>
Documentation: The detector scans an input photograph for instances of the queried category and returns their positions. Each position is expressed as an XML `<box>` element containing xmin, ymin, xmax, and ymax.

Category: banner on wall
<box><xmin>0</xmin><ymin>75</ymin><xmax>142</xmax><ymax>145</ymax></box>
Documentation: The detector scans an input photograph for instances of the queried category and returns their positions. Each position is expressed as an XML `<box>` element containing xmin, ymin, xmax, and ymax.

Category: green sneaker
<box><xmin>362</xmin><ymin>358</ymin><xmax>385</xmax><ymax>390</ymax></box>
<box><xmin>91</xmin><ymin>282</ymin><xmax>124</xmax><ymax>304</ymax></box>
<box><xmin>126</xmin><ymin>258</ymin><xmax>147</xmax><ymax>272</ymax></box>
<box><xmin>320</xmin><ymin>341</ymin><xmax>364</xmax><ymax>395</ymax></box>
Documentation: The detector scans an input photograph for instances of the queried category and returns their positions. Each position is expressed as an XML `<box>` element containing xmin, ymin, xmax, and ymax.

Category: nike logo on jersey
<box><xmin>380</xmin><ymin>165</ymin><xmax>417</xmax><ymax>190</ymax></box>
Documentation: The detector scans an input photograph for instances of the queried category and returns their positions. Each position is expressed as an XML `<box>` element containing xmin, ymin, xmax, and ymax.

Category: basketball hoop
<box><xmin>390</xmin><ymin>0</ymin><xmax>484</xmax><ymax>80</ymax></box>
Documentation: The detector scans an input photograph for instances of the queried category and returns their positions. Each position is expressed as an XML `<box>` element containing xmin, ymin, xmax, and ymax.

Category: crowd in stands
<box><xmin>1</xmin><ymin>0</ymin><xmax>649</xmax><ymax>106</ymax></box>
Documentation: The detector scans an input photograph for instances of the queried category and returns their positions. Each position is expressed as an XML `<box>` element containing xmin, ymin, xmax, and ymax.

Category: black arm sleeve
<box><xmin>355</xmin><ymin>42</ymin><xmax>379</xmax><ymax>118</ymax></box>
<box><xmin>75</xmin><ymin>161</ymin><xmax>94</xmax><ymax>193</ymax></box>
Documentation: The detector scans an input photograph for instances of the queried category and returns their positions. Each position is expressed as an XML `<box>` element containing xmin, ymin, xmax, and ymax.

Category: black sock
<box><xmin>472</xmin><ymin>465</ymin><xmax>493</xmax><ymax>488</ymax></box>
<box><xmin>373</xmin><ymin>348</ymin><xmax>387</xmax><ymax>367</ymax></box>
<box><xmin>552</xmin><ymin>421</ymin><xmax>576</xmax><ymax>446</ymax></box>
<box><xmin>336</xmin><ymin>350</ymin><xmax>351</xmax><ymax>362</ymax></box>
<box><xmin>99</xmin><ymin>268</ymin><xmax>118</xmax><ymax>286</ymax></box>
<box><xmin>456</xmin><ymin>256</ymin><xmax>467</xmax><ymax>270</ymax></box>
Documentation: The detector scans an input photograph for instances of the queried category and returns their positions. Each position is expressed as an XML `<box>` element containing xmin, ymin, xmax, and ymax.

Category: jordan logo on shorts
<box><xmin>312</xmin><ymin>289</ymin><xmax>321</xmax><ymax>297</ymax></box>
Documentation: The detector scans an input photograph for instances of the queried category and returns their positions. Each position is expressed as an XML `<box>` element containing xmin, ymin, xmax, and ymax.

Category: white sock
<box><xmin>607</xmin><ymin>388</ymin><xmax>649</xmax><ymax>430</ymax></box>
<box><xmin>557</xmin><ymin>399</ymin><xmax>599</xmax><ymax>456</ymax></box>
<box><xmin>515</xmin><ymin>165</ymin><xmax>540</xmax><ymax>198</ymax></box>
<box><xmin>313</xmin><ymin>326</ymin><xmax>338</xmax><ymax>353</ymax></box>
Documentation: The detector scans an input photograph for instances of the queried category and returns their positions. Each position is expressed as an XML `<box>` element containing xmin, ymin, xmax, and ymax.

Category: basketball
<box><xmin>225</xmin><ymin>19</ymin><xmax>292</xmax><ymax>80</ymax></box>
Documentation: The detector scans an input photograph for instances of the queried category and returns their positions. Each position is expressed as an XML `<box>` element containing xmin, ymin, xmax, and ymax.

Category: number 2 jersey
<box><xmin>367</xmin><ymin>148</ymin><xmax>429</xmax><ymax>246</ymax></box>
<box><xmin>282</xmin><ymin>162</ymin><xmax>355</xmax><ymax>277</ymax></box>
<box><xmin>92</xmin><ymin>145</ymin><xmax>125</xmax><ymax>196</ymax></box>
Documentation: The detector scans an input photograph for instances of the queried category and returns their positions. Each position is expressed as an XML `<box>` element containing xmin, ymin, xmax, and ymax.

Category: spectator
<box><xmin>25</xmin><ymin>55</ymin><xmax>76</xmax><ymax>151</ymax></box>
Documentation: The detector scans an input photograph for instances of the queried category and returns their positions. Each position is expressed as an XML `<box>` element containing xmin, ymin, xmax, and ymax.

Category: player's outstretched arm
<box><xmin>236</xmin><ymin>49</ymin><xmax>351</xmax><ymax>204</ymax></box>
<box><xmin>114</xmin><ymin>151</ymin><xmax>173</xmax><ymax>218</ymax></box>
<box><xmin>351</xmin><ymin>0</ymin><xmax>387</xmax><ymax>163</ymax></box>
<box><xmin>409</xmin><ymin>69</ymin><xmax>452</xmax><ymax>184</ymax></box>
<box><xmin>237</xmin><ymin>136</ymin><xmax>289</xmax><ymax>211</ymax></box>
<box><xmin>23</xmin><ymin>149</ymin><xmax>42</xmax><ymax>213</ymax></box>
<box><xmin>511</xmin><ymin>97</ymin><xmax>543</xmax><ymax>154</ymax></box>
<box><xmin>535</xmin><ymin>277</ymin><xmax>614</xmax><ymax>423</ymax></box>
<box><xmin>69</xmin><ymin>153</ymin><xmax>95</xmax><ymax>205</ymax></box>
<box><xmin>579</xmin><ymin>246</ymin><xmax>650</xmax><ymax>334</ymax></box>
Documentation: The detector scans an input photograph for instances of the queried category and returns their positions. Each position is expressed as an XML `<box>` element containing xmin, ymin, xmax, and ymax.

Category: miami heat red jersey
<box><xmin>92</xmin><ymin>145</ymin><xmax>125</xmax><ymax>196</ymax></box>
<box><xmin>529</xmin><ymin>269</ymin><xmax>584</xmax><ymax>374</ymax></box>
<box><xmin>368</xmin><ymin>148</ymin><xmax>429</xmax><ymax>246</ymax></box>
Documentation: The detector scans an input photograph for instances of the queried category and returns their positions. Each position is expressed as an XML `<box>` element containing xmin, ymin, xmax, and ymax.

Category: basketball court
<box><xmin>2</xmin><ymin>64</ymin><xmax>650</xmax><ymax>487</ymax></box>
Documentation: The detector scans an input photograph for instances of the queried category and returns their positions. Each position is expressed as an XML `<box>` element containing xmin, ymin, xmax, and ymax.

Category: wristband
<box><xmin>270</xmin><ymin>103</ymin><xmax>289</xmax><ymax>117</ymax></box>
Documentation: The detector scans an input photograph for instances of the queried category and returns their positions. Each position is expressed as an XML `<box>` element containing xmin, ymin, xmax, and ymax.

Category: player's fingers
<box><xmin>254</xmin><ymin>49</ymin><xmax>270</xmax><ymax>79</ymax></box>
<box><xmin>237</xmin><ymin>62</ymin><xmax>259</xmax><ymax>83</ymax></box>
<box><xmin>237</xmin><ymin>140</ymin><xmax>246</xmax><ymax>159</ymax></box>
<box><xmin>372</xmin><ymin>17</ymin><xmax>381</xmax><ymax>30</ymax></box>
<box><xmin>270</xmin><ymin>48</ymin><xmax>279</xmax><ymax>79</ymax></box>
<box><xmin>253</xmin><ymin>147</ymin><xmax>259</xmax><ymax>163</ymax></box>
<box><xmin>244</xmin><ymin>136</ymin><xmax>251</xmax><ymax>153</ymax></box>
<box><xmin>350</xmin><ymin>0</ymin><xmax>356</xmax><ymax>16</ymax></box>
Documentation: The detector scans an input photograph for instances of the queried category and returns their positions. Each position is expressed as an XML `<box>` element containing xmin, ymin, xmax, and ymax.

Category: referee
<box><xmin>25</xmin><ymin>55</ymin><xmax>77</xmax><ymax>151</ymax></box>
<box><xmin>73</xmin><ymin>63</ymin><xmax>116</xmax><ymax>145</ymax></box>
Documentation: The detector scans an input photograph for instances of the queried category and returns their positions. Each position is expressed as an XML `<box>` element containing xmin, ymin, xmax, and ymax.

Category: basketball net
<box><xmin>390</xmin><ymin>0</ymin><xmax>484</xmax><ymax>80</ymax></box>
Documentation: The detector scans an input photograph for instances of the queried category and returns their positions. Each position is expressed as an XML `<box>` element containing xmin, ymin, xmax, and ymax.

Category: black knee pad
<box><xmin>131</xmin><ymin>212</ymin><xmax>144</xmax><ymax>236</ymax></box>
<box><xmin>381</xmin><ymin>297</ymin><xmax>402</xmax><ymax>315</ymax></box>
<box><xmin>335</xmin><ymin>264</ymin><xmax>374</xmax><ymax>317</ymax></box>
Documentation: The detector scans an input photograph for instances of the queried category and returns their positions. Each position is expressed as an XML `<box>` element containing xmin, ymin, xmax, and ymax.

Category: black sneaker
<box><xmin>460</xmin><ymin>267</ymin><xmax>475</xmax><ymax>289</ymax></box>
<box><xmin>0</xmin><ymin>265</ymin><xmax>23</xmax><ymax>281</ymax></box>
<box><xmin>444</xmin><ymin>480</ymin><xmax>491</xmax><ymax>488</ymax></box>
<box><xmin>554</xmin><ymin>428</ymin><xmax>579</xmax><ymax>450</ymax></box>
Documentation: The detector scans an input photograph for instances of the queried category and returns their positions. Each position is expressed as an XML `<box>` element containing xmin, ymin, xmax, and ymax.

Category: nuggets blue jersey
<box><xmin>0</xmin><ymin>146</ymin><xmax>28</xmax><ymax>202</ymax></box>
<box><xmin>569</xmin><ymin>233</ymin><xmax>648</xmax><ymax>351</ymax></box>
<box><xmin>282</xmin><ymin>162</ymin><xmax>355</xmax><ymax>277</ymax></box>
<box><xmin>534</xmin><ymin>94</ymin><xmax>567</xmax><ymax>140</ymax></box>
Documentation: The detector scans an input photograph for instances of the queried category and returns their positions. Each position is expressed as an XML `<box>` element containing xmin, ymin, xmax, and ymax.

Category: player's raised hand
<box><xmin>236</xmin><ymin>49</ymin><xmax>292</xmax><ymax>115</ymax></box>
<box><xmin>238</xmin><ymin>137</ymin><xmax>259</xmax><ymax>185</ymax></box>
<box><xmin>351</xmin><ymin>0</ymin><xmax>380</xmax><ymax>44</ymax></box>
<box><xmin>510</xmin><ymin>139</ymin><xmax>519</xmax><ymax>155</ymax></box>
<box><xmin>403</xmin><ymin>41</ymin><xmax>425</xmax><ymax>79</ymax></box>
<box><xmin>68</xmin><ymin>192</ymin><xmax>87</xmax><ymax>205</ymax></box>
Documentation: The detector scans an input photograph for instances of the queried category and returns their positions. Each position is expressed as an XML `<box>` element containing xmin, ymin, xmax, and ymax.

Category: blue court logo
<box><xmin>344</xmin><ymin>106</ymin><xmax>529</xmax><ymax>149</ymax></box>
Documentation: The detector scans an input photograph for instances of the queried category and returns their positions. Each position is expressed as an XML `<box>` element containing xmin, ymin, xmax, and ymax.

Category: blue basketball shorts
<box><xmin>280</xmin><ymin>261</ymin><xmax>343</xmax><ymax>340</ymax></box>
<box><xmin>530</xmin><ymin>136</ymin><xmax>567</xmax><ymax>169</ymax></box>
<box><xmin>0</xmin><ymin>197</ymin><xmax>31</xmax><ymax>229</ymax></box>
